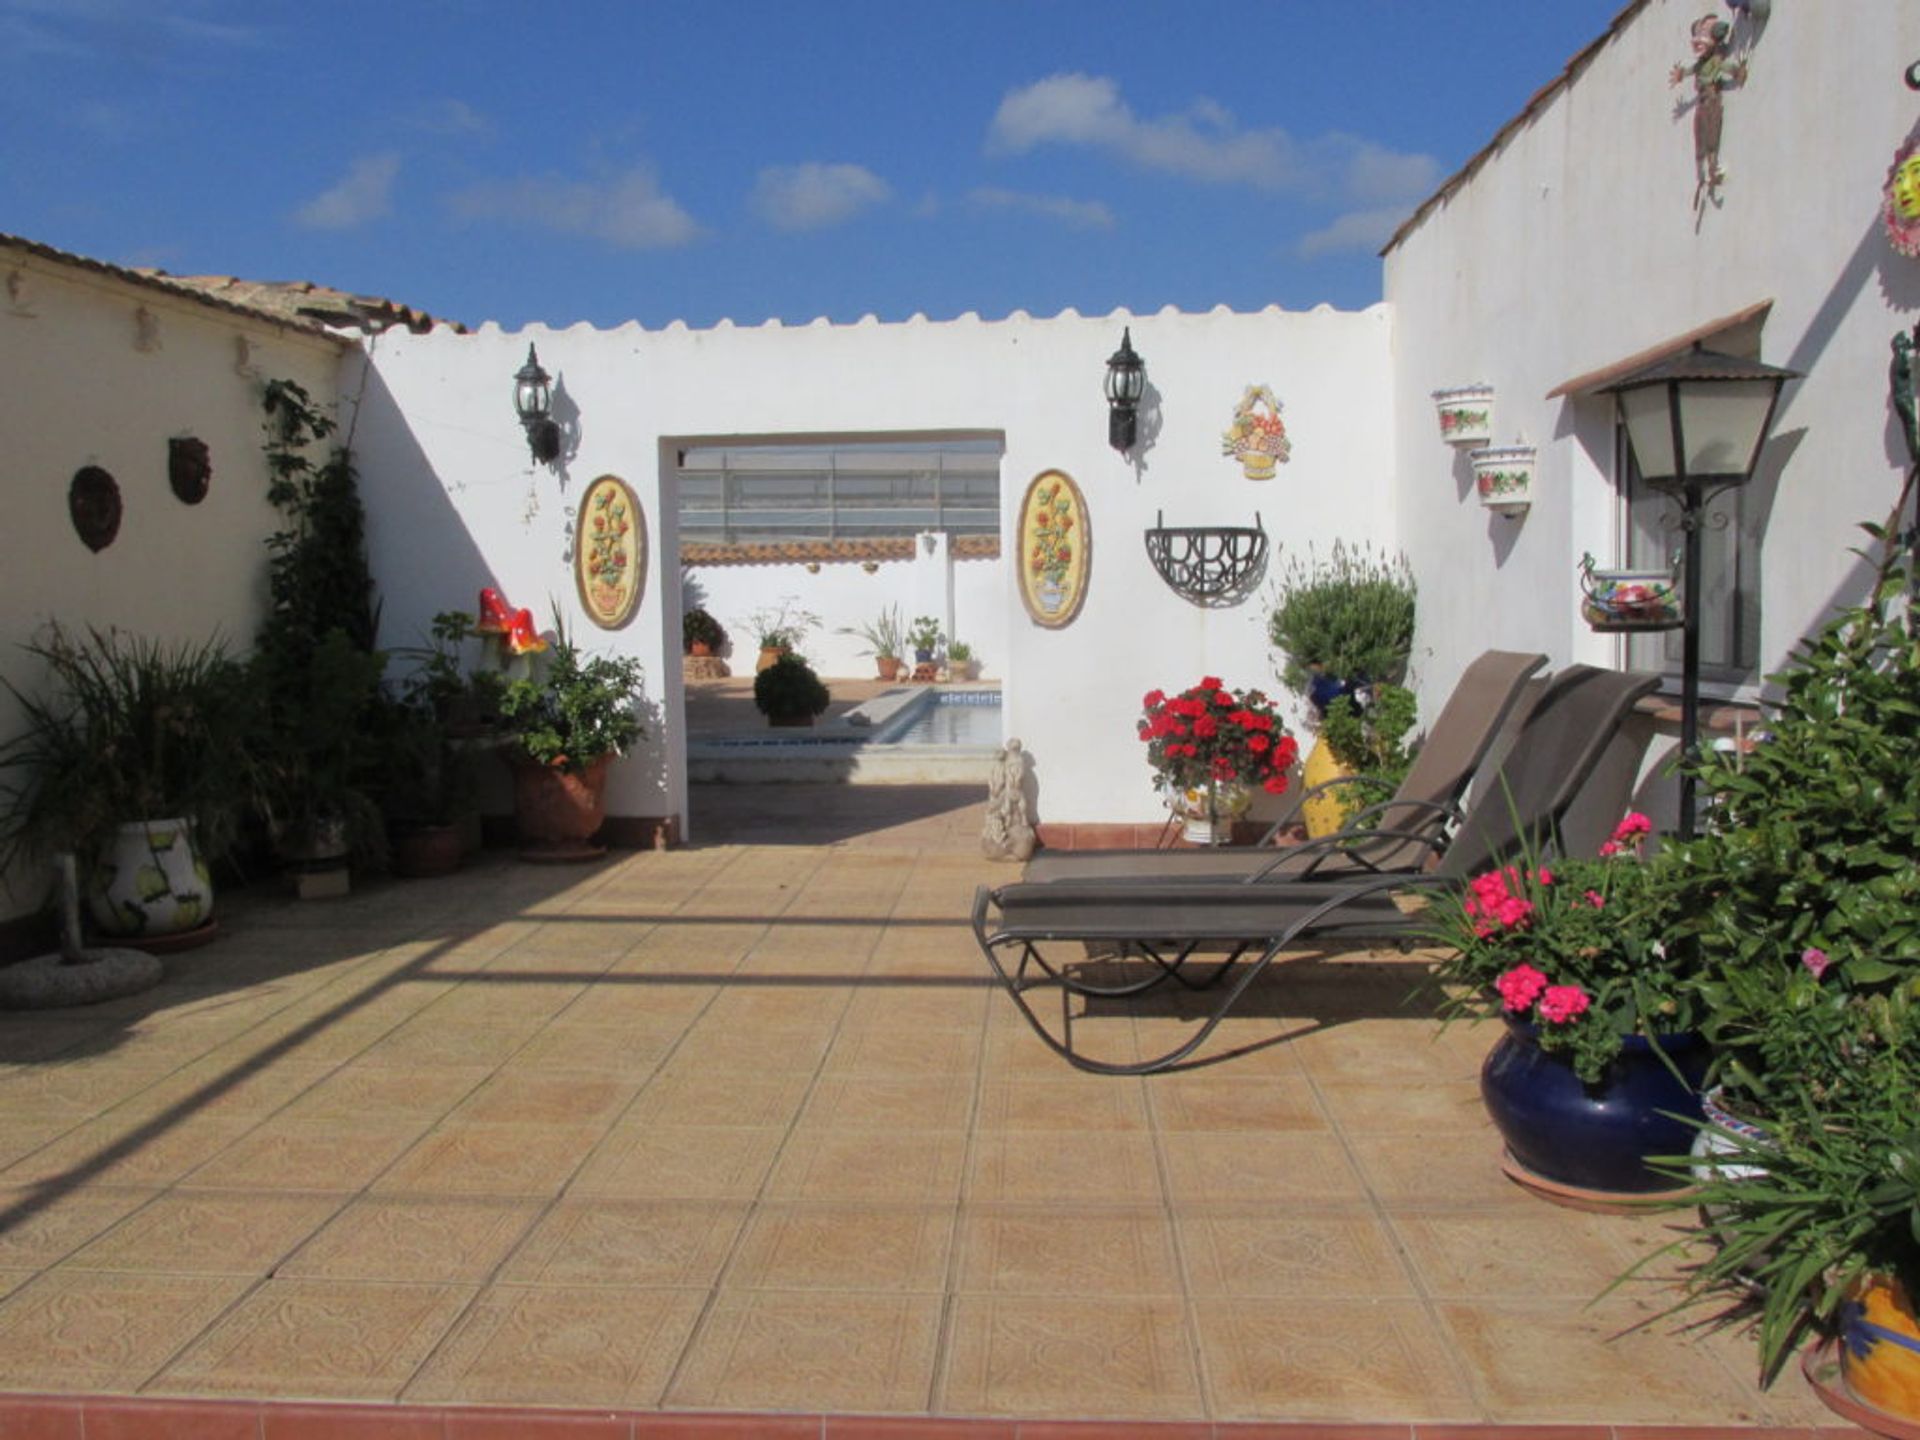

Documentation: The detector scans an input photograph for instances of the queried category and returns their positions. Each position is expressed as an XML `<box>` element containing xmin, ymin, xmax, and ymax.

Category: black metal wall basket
<box><xmin>1143</xmin><ymin>510</ymin><xmax>1269</xmax><ymax>607</ymax></box>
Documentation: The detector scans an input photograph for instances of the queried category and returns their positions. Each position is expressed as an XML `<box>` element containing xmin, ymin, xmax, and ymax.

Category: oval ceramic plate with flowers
<box><xmin>574</xmin><ymin>474</ymin><xmax>646</xmax><ymax>630</ymax></box>
<box><xmin>1016</xmin><ymin>469</ymin><xmax>1089</xmax><ymax>629</ymax></box>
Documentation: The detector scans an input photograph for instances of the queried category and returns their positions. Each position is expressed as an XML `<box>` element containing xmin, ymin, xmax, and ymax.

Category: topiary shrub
<box><xmin>753</xmin><ymin>654</ymin><xmax>830</xmax><ymax>723</ymax></box>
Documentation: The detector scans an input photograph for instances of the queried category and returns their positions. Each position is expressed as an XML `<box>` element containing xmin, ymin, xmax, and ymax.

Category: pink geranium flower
<box><xmin>1495</xmin><ymin>963</ymin><xmax>1549</xmax><ymax>1012</ymax></box>
<box><xmin>1538</xmin><ymin>985</ymin><xmax>1591</xmax><ymax>1025</ymax></box>
<box><xmin>1801</xmin><ymin>947</ymin><xmax>1832</xmax><ymax>980</ymax></box>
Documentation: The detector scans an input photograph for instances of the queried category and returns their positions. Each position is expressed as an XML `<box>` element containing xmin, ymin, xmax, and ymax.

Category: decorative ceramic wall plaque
<box><xmin>1885</xmin><ymin>136</ymin><xmax>1920</xmax><ymax>258</ymax></box>
<box><xmin>1221</xmin><ymin>385</ymin><xmax>1291</xmax><ymax>480</ymax></box>
<box><xmin>168</xmin><ymin>436</ymin><xmax>211</xmax><ymax>504</ymax></box>
<box><xmin>69</xmin><ymin>465</ymin><xmax>122</xmax><ymax>551</ymax></box>
<box><xmin>1016</xmin><ymin>469</ymin><xmax>1089</xmax><ymax>628</ymax></box>
<box><xmin>574</xmin><ymin>474</ymin><xmax>646</xmax><ymax>630</ymax></box>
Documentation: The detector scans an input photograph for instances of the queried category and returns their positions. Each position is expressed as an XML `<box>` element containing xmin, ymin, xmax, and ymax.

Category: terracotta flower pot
<box><xmin>689</xmin><ymin>640</ymin><xmax>714</xmax><ymax>657</ymax></box>
<box><xmin>876</xmin><ymin>656</ymin><xmax>905</xmax><ymax>681</ymax></box>
<box><xmin>510</xmin><ymin>753</ymin><xmax>613</xmax><ymax>862</ymax></box>
<box><xmin>391</xmin><ymin>824</ymin><xmax>464</xmax><ymax>879</ymax></box>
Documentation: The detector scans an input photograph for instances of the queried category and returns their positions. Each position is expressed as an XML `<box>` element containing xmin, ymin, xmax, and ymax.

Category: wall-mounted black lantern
<box><xmin>513</xmin><ymin>343</ymin><xmax>562</xmax><ymax>464</ymax></box>
<box><xmin>1602</xmin><ymin>342</ymin><xmax>1798</xmax><ymax>839</ymax></box>
<box><xmin>1104</xmin><ymin>327</ymin><xmax>1145</xmax><ymax>455</ymax></box>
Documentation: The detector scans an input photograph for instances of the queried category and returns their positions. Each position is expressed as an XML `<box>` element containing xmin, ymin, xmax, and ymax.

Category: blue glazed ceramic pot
<box><xmin>1307</xmin><ymin>670</ymin><xmax>1350</xmax><ymax>717</ymax></box>
<box><xmin>1479</xmin><ymin>1018</ymin><xmax>1708</xmax><ymax>1193</ymax></box>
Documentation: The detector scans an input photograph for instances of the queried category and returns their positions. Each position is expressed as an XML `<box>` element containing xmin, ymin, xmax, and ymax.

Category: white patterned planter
<box><xmin>1469</xmin><ymin>445</ymin><xmax>1535</xmax><ymax>517</ymax></box>
<box><xmin>1433</xmin><ymin>385</ymin><xmax>1495</xmax><ymax>447</ymax></box>
<box><xmin>86</xmin><ymin>818</ymin><xmax>214</xmax><ymax>938</ymax></box>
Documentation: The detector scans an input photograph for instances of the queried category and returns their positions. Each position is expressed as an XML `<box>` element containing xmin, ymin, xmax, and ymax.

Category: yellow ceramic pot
<box><xmin>1843</xmin><ymin>1273</ymin><xmax>1920</xmax><ymax>1422</ymax></box>
<box><xmin>1300</xmin><ymin>734</ymin><xmax>1357</xmax><ymax>838</ymax></box>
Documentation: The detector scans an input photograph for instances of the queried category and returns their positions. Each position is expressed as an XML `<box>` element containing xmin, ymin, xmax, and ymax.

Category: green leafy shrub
<box><xmin>683</xmin><ymin>607</ymin><xmax>728</xmax><ymax>654</ymax></box>
<box><xmin>1266</xmin><ymin>542</ymin><xmax>1416</xmax><ymax>697</ymax></box>
<box><xmin>1320</xmin><ymin>682</ymin><xmax>1418</xmax><ymax>785</ymax></box>
<box><xmin>498</xmin><ymin>637</ymin><xmax>646</xmax><ymax>772</ymax></box>
<box><xmin>753</xmin><ymin>654</ymin><xmax>831</xmax><ymax>721</ymax></box>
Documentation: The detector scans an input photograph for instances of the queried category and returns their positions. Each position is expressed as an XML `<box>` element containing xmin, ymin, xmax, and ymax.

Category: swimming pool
<box><xmin>687</xmin><ymin>686</ymin><xmax>1003</xmax><ymax>783</ymax></box>
<box><xmin>874</xmin><ymin>689</ymin><xmax>1003</xmax><ymax>746</ymax></box>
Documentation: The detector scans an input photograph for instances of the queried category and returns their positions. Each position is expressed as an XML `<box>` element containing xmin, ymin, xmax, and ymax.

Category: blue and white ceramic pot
<box><xmin>1479</xmin><ymin>1018</ymin><xmax>1708</xmax><ymax>1193</ymax></box>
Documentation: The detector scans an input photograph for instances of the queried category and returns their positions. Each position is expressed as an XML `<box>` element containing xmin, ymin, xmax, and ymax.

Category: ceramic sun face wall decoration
<box><xmin>1885</xmin><ymin>137</ymin><xmax>1920</xmax><ymax>259</ymax></box>
<box><xmin>1016</xmin><ymin>469</ymin><xmax>1089</xmax><ymax>628</ymax></box>
<box><xmin>573</xmin><ymin>474</ymin><xmax>646</xmax><ymax>630</ymax></box>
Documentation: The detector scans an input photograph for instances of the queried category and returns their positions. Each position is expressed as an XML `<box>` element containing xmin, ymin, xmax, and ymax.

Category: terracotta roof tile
<box><xmin>682</xmin><ymin>536</ymin><xmax>1000</xmax><ymax>567</ymax></box>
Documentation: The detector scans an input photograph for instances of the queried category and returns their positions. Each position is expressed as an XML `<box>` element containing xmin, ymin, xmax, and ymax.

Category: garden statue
<box><xmin>982</xmin><ymin>738</ymin><xmax>1036</xmax><ymax>862</ymax></box>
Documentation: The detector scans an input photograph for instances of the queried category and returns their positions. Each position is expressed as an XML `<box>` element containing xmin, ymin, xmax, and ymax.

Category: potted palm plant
<box><xmin>496</xmin><ymin>631</ymin><xmax>646</xmax><ymax>861</ymax></box>
<box><xmin>0</xmin><ymin>624</ymin><xmax>252</xmax><ymax>940</ymax></box>
<box><xmin>741</xmin><ymin>599</ymin><xmax>820</xmax><ymax>673</ymax></box>
<box><xmin>838</xmin><ymin>605</ymin><xmax>905</xmax><ymax>680</ymax></box>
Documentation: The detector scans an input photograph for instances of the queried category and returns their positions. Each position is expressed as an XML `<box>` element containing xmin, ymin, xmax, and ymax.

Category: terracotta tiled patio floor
<box><xmin>0</xmin><ymin>786</ymin><xmax>1847</xmax><ymax>1436</ymax></box>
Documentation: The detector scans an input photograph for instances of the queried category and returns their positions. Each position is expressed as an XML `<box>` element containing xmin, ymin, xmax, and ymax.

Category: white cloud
<box><xmin>966</xmin><ymin>186</ymin><xmax>1114</xmax><ymax>230</ymax></box>
<box><xmin>751</xmin><ymin>162</ymin><xmax>890</xmax><ymax>232</ymax></box>
<box><xmin>412</xmin><ymin>98</ymin><xmax>489</xmax><ymax>137</ymax></box>
<box><xmin>292</xmin><ymin>152</ymin><xmax>400</xmax><ymax>231</ymax></box>
<box><xmin>988</xmin><ymin>73</ymin><xmax>1440</xmax><ymax>209</ymax></box>
<box><xmin>1297</xmin><ymin>205</ymin><xmax>1412</xmax><ymax>259</ymax></box>
<box><xmin>448</xmin><ymin>167</ymin><xmax>701</xmax><ymax>250</ymax></box>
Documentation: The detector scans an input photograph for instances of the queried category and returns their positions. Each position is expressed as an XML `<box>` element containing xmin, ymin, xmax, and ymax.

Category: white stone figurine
<box><xmin>982</xmin><ymin>738</ymin><xmax>1037</xmax><ymax>862</ymax></box>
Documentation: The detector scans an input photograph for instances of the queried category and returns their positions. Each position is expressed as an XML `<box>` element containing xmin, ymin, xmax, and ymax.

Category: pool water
<box><xmin>884</xmin><ymin>693</ymin><xmax>1003</xmax><ymax>746</ymax></box>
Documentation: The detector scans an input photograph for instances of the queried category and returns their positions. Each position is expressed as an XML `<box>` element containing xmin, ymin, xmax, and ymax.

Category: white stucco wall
<box><xmin>1386</xmin><ymin>1</ymin><xmax>1920</xmax><ymax>717</ymax></box>
<box><xmin>0</xmin><ymin>247</ymin><xmax>345</xmax><ymax>922</ymax></box>
<box><xmin>352</xmin><ymin>303</ymin><xmax>1396</xmax><ymax>835</ymax></box>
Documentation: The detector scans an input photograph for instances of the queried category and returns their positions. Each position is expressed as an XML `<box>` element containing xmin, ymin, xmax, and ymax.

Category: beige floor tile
<box><xmin>406</xmin><ymin>1282</ymin><xmax>705</xmax><ymax>1406</ymax></box>
<box><xmin>941</xmin><ymin>1294</ymin><xmax>1202</xmax><ymax>1418</ymax></box>
<box><xmin>157</xmin><ymin>1277</ymin><xmax>475</xmax><ymax>1399</ymax></box>
<box><xmin>821</xmin><ymin>1024</ymin><xmax>983</xmax><ymax>1078</ymax></box>
<box><xmin>277</xmin><ymin>1063</ymin><xmax>490</xmax><ymax>1124</ymax></box>
<box><xmin>1178</xmin><ymin>1205</ymin><xmax>1420</xmax><ymax>1299</ymax></box>
<box><xmin>975</xmin><ymin>1074</ymin><xmax>1150</xmax><ymax>1131</ymax></box>
<box><xmin>447</xmin><ymin>1070</ymin><xmax>642</xmax><ymax>1127</ymax></box>
<box><xmin>0</xmin><ymin>1062</ymin><xmax>189</xmax><ymax>1119</ymax></box>
<box><xmin>765</xmin><ymin>1128</ymin><xmax>969</xmax><ymax>1204</ymax></box>
<box><xmin>798</xmin><ymin>1075</ymin><xmax>975</xmax><ymax>1131</ymax></box>
<box><xmin>1390</xmin><ymin>1207</ymin><xmax>1648</xmax><ymax>1299</ymax></box>
<box><xmin>65</xmin><ymin>1189</ymin><xmax>343</xmax><ymax>1275</ymax></box>
<box><xmin>1147</xmin><ymin>1074</ymin><xmax>1330</xmax><ymax>1132</ymax></box>
<box><xmin>1157</xmin><ymin>1017</ymin><xmax>1315</xmax><ymax>1076</ymax></box>
<box><xmin>501</xmin><ymin>1199</ymin><xmax>748</xmax><ymax>1287</ymax></box>
<box><xmin>1160</xmin><ymin>1131</ymin><xmax>1367</xmax><ymax>1205</ymax></box>
<box><xmin>0</xmin><ymin>1185</ymin><xmax>159</xmax><ymax>1267</ymax></box>
<box><xmin>1311</xmin><ymin>1076</ymin><xmax>1490</xmax><ymax>1134</ymax></box>
<box><xmin>278</xmin><ymin>1196</ymin><xmax>541</xmax><ymax>1282</ymax></box>
<box><xmin>837</xmin><ymin>981</ymin><xmax>991</xmax><ymax>1032</ymax></box>
<box><xmin>669</xmin><ymin>1289</ymin><xmax>941</xmax><ymax>1411</ymax></box>
<box><xmin>507</xmin><ymin>1021</ymin><xmax>682</xmax><ymax>1075</ymax></box>
<box><xmin>0</xmin><ymin>1269</ymin><xmax>251</xmax><ymax>1390</ymax></box>
<box><xmin>421</xmin><ymin>980</ymin><xmax>588</xmax><ymax>1026</ymax></box>
<box><xmin>1195</xmin><ymin>1297</ymin><xmax>1478</xmax><ymax>1421</ymax></box>
<box><xmin>4</xmin><ymin>1112</ymin><xmax>260</xmax><ymax>1188</ymax></box>
<box><xmin>1345</xmin><ymin>1130</ymin><xmax>1532</xmax><ymax>1207</ymax></box>
<box><xmin>953</xmin><ymin>1205</ymin><xmax>1182</xmax><ymax>1296</ymax></box>
<box><xmin>725</xmin><ymin>1202</ymin><xmax>953</xmax><ymax>1291</ymax></box>
<box><xmin>373</xmin><ymin>1121</ymin><xmax>604</xmax><ymax>1196</ymax></box>
<box><xmin>0</xmin><ymin>1112</ymin><xmax>86</xmax><ymax>1171</ymax></box>
<box><xmin>355</xmin><ymin>1019</ymin><xmax>543</xmax><ymax>1069</ymax></box>
<box><xmin>668</xmin><ymin>1022</ymin><xmax>835</xmax><ymax>1075</ymax></box>
<box><xmin>569</xmin><ymin>1125</ymin><xmax>786</xmax><ymax>1200</ymax></box>
<box><xmin>185</xmin><ymin>1117</ymin><xmax>429</xmax><ymax>1191</ymax></box>
<box><xmin>967</xmin><ymin>1131</ymin><xmax>1162</xmax><ymax>1205</ymax></box>
<box><xmin>1288</xmin><ymin>1018</ymin><xmax>1488</xmax><ymax>1084</ymax></box>
<box><xmin>700</xmin><ymin>983</ymin><xmax>853</xmax><ymax>1030</ymax></box>
<box><xmin>624</xmin><ymin>1068</ymin><xmax>813</xmax><ymax>1128</ymax></box>
<box><xmin>1438</xmin><ymin>1296</ymin><xmax>1772</xmax><ymax>1423</ymax></box>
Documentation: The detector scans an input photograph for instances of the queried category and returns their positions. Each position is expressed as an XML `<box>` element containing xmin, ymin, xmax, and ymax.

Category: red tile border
<box><xmin>0</xmin><ymin>1397</ymin><xmax>84</xmax><ymax>1440</ymax></box>
<box><xmin>827</xmin><ymin>1419</ymin><xmax>1015</xmax><ymax>1439</ymax></box>
<box><xmin>1016</xmin><ymin>1425</ymin><xmax>1211</xmax><ymax>1440</ymax></box>
<box><xmin>83</xmin><ymin>1399</ymin><xmax>262</xmax><ymax>1440</ymax></box>
<box><xmin>260</xmin><ymin>1403</ymin><xmax>445</xmax><ymax>1440</ymax></box>
<box><xmin>632</xmin><ymin>1418</ymin><xmax>819</xmax><ymax>1439</ymax></box>
<box><xmin>1223</xmin><ymin>1428</ymin><xmax>1412</xmax><ymax>1440</ymax></box>
<box><xmin>1417</xmin><ymin>1430</ymin><xmax>1609</xmax><ymax>1440</ymax></box>
<box><xmin>446</xmin><ymin>1406</ymin><xmax>631</xmax><ymax>1438</ymax></box>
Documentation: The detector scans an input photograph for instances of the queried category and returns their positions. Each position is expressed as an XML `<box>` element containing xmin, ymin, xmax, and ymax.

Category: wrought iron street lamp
<box><xmin>1104</xmin><ymin>327</ymin><xmax>1145</xmax><ymax>455</ymax></box>
<box><xmin>513</xmin><ymin>343</ymin><xmax>562</xmax><ymax>464</ymax></box>
<box><xmin>1602</xmin><ymin>343</ymin><xmax>1798</xmax><ymax>838</ymax></box>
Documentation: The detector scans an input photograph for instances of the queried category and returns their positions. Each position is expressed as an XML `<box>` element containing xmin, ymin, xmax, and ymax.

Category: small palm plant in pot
<box><xmin>0</xmin><ymin>624</ymin><xmax>253</xmax><ymax>938</ymax></box>
<box><xmin>838</xmin><ymin>605</ymin><xmax>905</xmax><ymax>680</ymax></box>
<box><xmin>496</xmin><ymin>631</ymin><xmax>646</xmax><ymax>860</ymax></box>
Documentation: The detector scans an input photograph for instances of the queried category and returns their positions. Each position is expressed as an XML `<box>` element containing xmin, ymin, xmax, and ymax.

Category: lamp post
<box><xmin>1104</xmin><ymin>327</ymin><xmax>1145</xmax><ymax>455</ymax></box>
<box><xmin>1602</xmin><ymin>343</ymin><xmax>1797</xmax><ymax>839</ymax></box>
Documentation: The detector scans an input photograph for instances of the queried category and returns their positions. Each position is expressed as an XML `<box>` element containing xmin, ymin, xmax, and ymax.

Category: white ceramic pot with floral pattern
<box><xmin>86</xmin><ymin>818</ymin><xmax>213</xmax><ymax>938</ymax></box>
<box><xmin>1433</xmin><ymin>385</ymin><xmax>1495</xmax><ymax>447</ymax></box>
<box><xmin>1160</xmin><ymin>781</ymin><xmax>1252</xmax><ymax>846</ymax></box>
<box><xmin>1469</xmin><ymin>445</ymin><xmax>1536</xmax><ymax>516</ymax></box>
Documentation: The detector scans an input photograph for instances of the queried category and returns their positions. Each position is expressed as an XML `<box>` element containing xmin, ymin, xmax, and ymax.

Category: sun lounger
<box><xmin>972</xmin><ymin>664</ymin><xmax>1660</xmax><ymax>1074</ymax></box>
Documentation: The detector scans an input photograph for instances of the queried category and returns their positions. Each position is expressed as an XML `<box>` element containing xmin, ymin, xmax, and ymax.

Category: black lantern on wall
<box><xmin>1104</xmin><ymin>327</ymin><xmax>1145</xmax><ymax>455</ymax></box>
<box><xmin>513</xmin><ymin>343</ymin><xmax>562</xmax><ymax>464</ymax></box>
<box><xmin>1602</xmin><ymin>342</ymin><xmax>1798</xmax><ymax>839</ymax></box>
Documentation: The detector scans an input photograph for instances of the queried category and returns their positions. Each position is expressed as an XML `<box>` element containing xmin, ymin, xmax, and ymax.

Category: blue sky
<box><xmin>1</xmin><ymin>2</ymin><xmax>1623</xmax><ymax>330</ymax></box>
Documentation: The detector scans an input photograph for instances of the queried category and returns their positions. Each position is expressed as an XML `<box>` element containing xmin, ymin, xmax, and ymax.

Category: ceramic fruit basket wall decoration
<box><xmin>1221</xmin><ymin>385</ymin><xmax>1292</xmax><ymax>480</ymax></box>
<box><xmin>1579</xmin><ymin>553</ymin><xmax>1682</xmax><ymax>631</ymax></box>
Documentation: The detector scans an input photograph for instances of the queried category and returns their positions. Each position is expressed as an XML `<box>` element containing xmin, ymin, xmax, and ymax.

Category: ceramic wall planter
<box><xmin>1580</xmin><ymin>554</ymin><xmax>1683</xmax><ymax>631</ymax></box>
<box><xmin>1479</xmin><ymin>1018</ymin><xmax>1708</xmax><ymax>1196</ymax></box>
<box><xmin>1433</xmin><ymin>385</ymin><xmax>1495</xmax><ymax>447</ymax></box>
<box><xmin>1469</xmin><ymin>445</ymin><xmax>1535</xmax><ymax>516</ymax></box>
<box><xmin>87</xmin><ymin>818</ymin><xmax>213</xmax><ymax>938</ymax></box>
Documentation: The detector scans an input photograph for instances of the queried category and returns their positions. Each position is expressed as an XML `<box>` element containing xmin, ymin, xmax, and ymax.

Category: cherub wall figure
<box><xmin>1671</xmin><ymin>13</ymin><xmax>1747</xmax><ymax>217</ymax></box>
